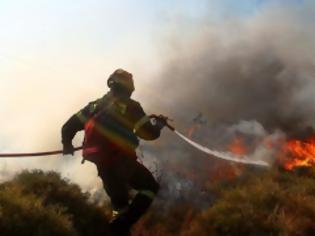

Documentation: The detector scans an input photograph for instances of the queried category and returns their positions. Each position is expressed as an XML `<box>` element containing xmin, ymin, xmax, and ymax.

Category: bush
<box><xmin>186</xmin><ymin>168</ymin><xmax>315</xmax><ymax>236</ymax></box>
<box><xmin>3</xmin><ymin>167</ymin><xmax>315</xmax><ymax>236</ymax></box>
<box><xmin>136</xmin><ymin>168</ymin><xmax>315</xmax><ymax>236</ymax></box>
<box><xmin>0</xmin><ymin>170</ymin><xmax>109</xmax><ymax>236</ymax></box>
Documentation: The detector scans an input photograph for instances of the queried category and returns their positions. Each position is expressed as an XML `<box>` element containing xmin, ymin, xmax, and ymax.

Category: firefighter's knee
<box><xmin>139</xmin><ymin>182</ymin><xmax>159</xmax><ymax>200</ymax></box>
<box><xmin>138</xmin><ymin>190</ymin><xmax>156</xmax><ymax>200</ymax></box>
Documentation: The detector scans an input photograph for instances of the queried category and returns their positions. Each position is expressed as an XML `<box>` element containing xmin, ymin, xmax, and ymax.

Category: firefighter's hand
<box><xmin>156</xmin><ymin>115</ymin><xmax>168</xmax><ymax>129</ymax></box>
<box><xmin>63</xmin><ymin>143</ymin><xmax>74</xmax><ymax>155</ymax></box>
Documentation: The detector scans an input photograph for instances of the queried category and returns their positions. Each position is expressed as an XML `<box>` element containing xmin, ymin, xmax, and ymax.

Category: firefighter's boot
<box><xmin>109</xmin><ymin>192</ymin><xmax>154</xmax><ymax>234</ymax></box>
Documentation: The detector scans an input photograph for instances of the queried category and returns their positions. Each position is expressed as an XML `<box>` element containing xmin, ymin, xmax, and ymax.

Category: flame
<box><xmin>218</xmin><ymin>136</ymin><xmax>249</xmax><ymax>180</ymax></box>
<box><xmin>187</xmin><ymin>124</ymin><xmax>201</xmax><ymax>138</ymax></box>
<box><xmin>279</xmin><ymin>138</ymin><xmax>315</xmax><ymax>170</ymax></box>
<box><xmin>182</xmin><ymin>124</ymin><xmax>315</xmax><ymax>180</ymax></box>
<box><xmin>226</xmin><ymin>135</ymin><xmax>315</xmax><ymax>171</ymax></box>
<box><xmin>227</xmin><ymin>137</ymin><xmax>248</xmax><ymax>155</ymax></box>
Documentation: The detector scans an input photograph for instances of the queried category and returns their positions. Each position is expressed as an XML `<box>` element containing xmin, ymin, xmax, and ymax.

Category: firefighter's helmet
<box><xmin>107</xmin><ymin>69</ymin><xmax>135</xmax><ymax>94</ymax></box>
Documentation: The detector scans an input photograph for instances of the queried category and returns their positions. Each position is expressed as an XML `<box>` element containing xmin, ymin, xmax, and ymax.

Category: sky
<box><xmin>0</xmin><ymin>0</ymin><xmax>269</xmax><ymax>145</ymax></box>
<box><xmin>0</xmin><ymin>0</ymin><xmax>280</xmax><ymax>84</ymax></box>
<box><xmin>0</xmin><ymin>0</ymin><xmax>304</xmax><ymax>109</ymax></box>
<box><xmin>0</xmin><ymin>0</ymin><xmax>310</xmax><ymax>193</ymax></box>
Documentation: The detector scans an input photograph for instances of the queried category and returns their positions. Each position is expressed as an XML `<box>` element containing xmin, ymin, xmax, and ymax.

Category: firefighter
<box><xmin>61</xmin><ymin>69</ymin><xmax>166</xmax><ymax>235</ymax></box>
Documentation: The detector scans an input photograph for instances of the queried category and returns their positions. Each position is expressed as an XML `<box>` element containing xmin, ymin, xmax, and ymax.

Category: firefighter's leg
<box><xmin>97</xmin><ymin>163</ymin><xmax>132</xmax><ymax>236</ymax></box>
<box><xmin>96</xmin><ymin>163</ymin><xmax>129</xmax><ymax>212</ymax></box>
<box><xmin>119</xmin><ymin>160</ymin><xmax>160</xmax><ymax>227</ymax></box>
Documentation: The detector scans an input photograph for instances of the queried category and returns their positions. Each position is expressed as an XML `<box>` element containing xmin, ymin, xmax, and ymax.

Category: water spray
<box><xmin>150</xmin><ymin>115</ymin><xmax>270</xmax><ymax>167</ymax></box>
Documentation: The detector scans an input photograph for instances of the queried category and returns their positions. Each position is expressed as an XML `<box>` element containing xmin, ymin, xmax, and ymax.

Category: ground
<box><xmin>1</xmin><ymin>167</ymin><xmax>315</xmax><ymax>236</ymax></box>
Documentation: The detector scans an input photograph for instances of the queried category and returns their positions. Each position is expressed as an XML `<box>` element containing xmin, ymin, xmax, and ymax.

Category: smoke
<box><xmin>1</xmin><ymin>1</ymin><xmax>315</xmax><ymax>205</ymax></box>
<box><xmin>139</xmin><ymin>1</ymin><xmax>315</xmax><ymax>204</ymax></box>
<box><xmin>151</xmin><ymin>2</ymin><xmax>315</xmax><ymax>136</ymax></box>
<box><xmin>0</xmin><ymin>64</ymin><xmax>109</xmax><ymax>198</ymax></box>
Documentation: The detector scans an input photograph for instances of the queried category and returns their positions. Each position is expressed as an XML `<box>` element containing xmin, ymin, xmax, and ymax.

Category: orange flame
<box><xmin>187</xmin><ymin>124</ymin><xmax>201</xmax><ymax>138</ymax></box>
<box><xmin>226</xmin><ymin>135</ymin><xmax>315</xmax><ymax>171</ymax></box>
<box><xmin>227</xmin><ymin>137</ymin><xmax>248</xmax><ymax>155</ymax></box>
<box><xmin>279</xmin><ymin>138</ymin><xmax>315</xmax><ymax>170</ymax></box>
<box><xmin>184</xmin><ymin>126</ymin><xmax>315</xmax><ymax>179</ymax></box>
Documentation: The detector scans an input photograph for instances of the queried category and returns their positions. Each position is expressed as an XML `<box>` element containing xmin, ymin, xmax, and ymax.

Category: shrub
<box><xmin>187</xmin><ymin>168</ymin><xmax>315</xmax><ymax>236</ymax></box>
<box><xmin>0</xmin><ymin>170</ymin><xmax>109</xmax><ymax>236</ymax></box>
<box><xmin>135</xmin><ymin>168</ymin><xmax>315</xmax><ymax>236</ymax></box>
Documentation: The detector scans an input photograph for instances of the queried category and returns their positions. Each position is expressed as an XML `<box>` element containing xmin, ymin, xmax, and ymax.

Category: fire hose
<box><xmin>0</xmin><ymin>146</ymin><xmax>83</xmax><ymax>158</ymax></box>
<box><xmin>0</xmin><ymin>115</ymin><xmax>269</xmax><ymax>167</ymax></box>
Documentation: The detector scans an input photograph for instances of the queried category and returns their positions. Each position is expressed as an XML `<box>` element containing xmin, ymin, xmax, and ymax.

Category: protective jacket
<box><xmin>62</xmin><ymin>92</ymin><xmax>161</xmax><ymax>164</ymax></box>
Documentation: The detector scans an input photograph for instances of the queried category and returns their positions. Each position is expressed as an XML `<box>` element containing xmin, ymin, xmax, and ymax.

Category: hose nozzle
<box><xmin>149</xmin><ymin>114</ymin><xmax>175</xmax><ymax>131</ymax></box>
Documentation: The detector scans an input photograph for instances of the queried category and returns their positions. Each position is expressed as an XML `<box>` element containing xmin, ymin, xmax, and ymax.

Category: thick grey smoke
<box><xmin>151</xmin><ymin>2</ymin><xmax>315</xmax><ymax>137</ymax></box>
<box><xmin>140</xmin><ymin>2</ymin><xmax>315</xmax><ymax>203</ymax></box>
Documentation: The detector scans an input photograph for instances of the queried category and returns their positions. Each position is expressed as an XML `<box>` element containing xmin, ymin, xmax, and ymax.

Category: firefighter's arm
<box><xmin>133</xmin><ymin>104</ymin><xmax>166</xmax><ymax>140</ymax></box>
<box><xmin>61</xmin><ymin>100</ymin><xmax>99</xmax><ymax>154</ymax></box>
<box><xmin>61</xmin><ymin>115</ymin><xmax>83</xmax><ymax>155</ymax></box>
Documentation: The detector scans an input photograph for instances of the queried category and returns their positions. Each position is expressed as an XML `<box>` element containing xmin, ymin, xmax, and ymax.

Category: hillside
<box><xmin>135</xmin><ymin>167</ymin><xmax>315</xmax><ymax>236</ymax></box>
<box><xmin>1</xmin><ymin>168</ymin><xmax>315</xmax><ymax>236</ymax></box>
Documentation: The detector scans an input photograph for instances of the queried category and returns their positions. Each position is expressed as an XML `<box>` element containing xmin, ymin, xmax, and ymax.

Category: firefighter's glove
<box><xmin>63</xmin><ymin>143</ymin><xmax>74</xmax><ymax>155</ymax></box>
<box><xmin>155</xmin><ymin>115</ymin><xmax>168</xmax><ymax>129</ymax></box>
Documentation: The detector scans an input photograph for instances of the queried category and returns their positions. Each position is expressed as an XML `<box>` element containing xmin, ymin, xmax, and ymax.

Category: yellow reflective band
<box><xmin>139</xmin><ymin>190</ymin><xmax>156</xmax><ymax>200</ymax></box>
<box><xmin>112</xmin><ymin>210</ymin><xmax>119</xmax><ymax>218</ymax></box>
<box><xmin>116</xmin><ymin>102</ymin><xmax>127</xmax><ymax>114</ymax></box>
<box><xmin>90</xmin><ymin>103</ymin><xmax>97</xmax><ymax>113</ymax></box>
<box><xmin>76</xmin><ymin>111</ymin><xmax>87</xmax><ymax>123</ymax></box>
<box><xmin>133</xmin><ymin>115</ymin><xmax>150</xmax><ymax>133</ymax></box>
<box><xmin>112</xmin><ymin>206</ymin><xmax>129</xmax><ymax>218</ymax></box>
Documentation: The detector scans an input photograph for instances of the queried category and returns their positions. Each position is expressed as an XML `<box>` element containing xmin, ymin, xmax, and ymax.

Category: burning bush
<box><xmin>135</xmin><ymin>167</ymin><xmax>315</xmax><ymax>236</ymax></box>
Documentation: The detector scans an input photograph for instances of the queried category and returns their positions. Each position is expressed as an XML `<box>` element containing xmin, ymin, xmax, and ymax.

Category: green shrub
<box><xmin>0</xmin><ymin>170</ymin><xmax>109</xmax><ymax>236</ymax></box>
<box><xmin>3</xmin><ymin>167</ymin><xmax>315</xmax><ymax>236</ymax></box>
<box><xmin>186</xmin><ymin>168</ymin><xmax>315</xmax><ymax>236</ymax></box>
<box><xmin>0</xmin><ymin>184</ymin><xmax>76</xmax><ymax>236</ymax></box>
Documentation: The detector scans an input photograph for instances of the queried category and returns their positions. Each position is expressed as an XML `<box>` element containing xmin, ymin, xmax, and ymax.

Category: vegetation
<box><xmin>0</xmin><ymin>170</ymin><xmax>109</xmax><ymax>236</ymax></box>
<box><xmin>136</xmin><ymin>167</ymin><xmax>315</xmax><ymax>236</ymax></box>
<box><xmin>2</xmin><ymin>167</ymin><xmax>315</xmax><ymax>235</ymax></box>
